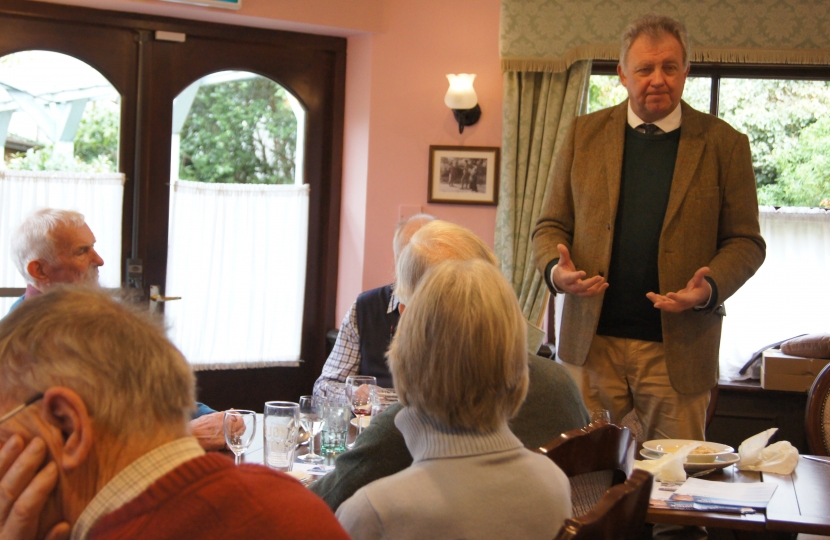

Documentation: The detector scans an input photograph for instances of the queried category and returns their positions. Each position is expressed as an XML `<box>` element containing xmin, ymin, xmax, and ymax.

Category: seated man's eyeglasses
<box><xmin>0</xmin><ymin>394</ymin><xmax>44</xmax><ymax>426</ymax></box>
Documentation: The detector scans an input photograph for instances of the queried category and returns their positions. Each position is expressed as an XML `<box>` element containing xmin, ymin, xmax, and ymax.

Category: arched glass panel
<box><xmin>166</xmin><ymin>71</ymin><xmax>309</xmax><ymax>369</ymax></box>
<box><xmin>0</xmin><ymin>50</ymin><xmax>124</xmax><ymax>314</ymax></box>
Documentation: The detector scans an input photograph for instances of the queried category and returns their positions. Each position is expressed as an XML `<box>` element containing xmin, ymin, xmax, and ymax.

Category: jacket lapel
<box><xmin>663</xmin><ymin>101</ymin><xmax>706</xmax><ymax>230</ymax></box>
<box><xmin>605</xmin><ymin>102</ymin><xmax>627</xmax><ymax>222</ymax></box>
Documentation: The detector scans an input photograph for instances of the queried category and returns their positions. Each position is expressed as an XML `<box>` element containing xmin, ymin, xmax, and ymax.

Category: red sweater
<box><xmin>89</xmin><ymin>453</ymin><xmax>350</xmax><ymax>539</ymax></box>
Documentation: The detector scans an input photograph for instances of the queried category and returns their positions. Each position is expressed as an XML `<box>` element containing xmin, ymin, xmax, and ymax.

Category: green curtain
<box><xmin>494</xmin><ymin>60</ymin><xmax>591</xmax><ymax>326</ymax></box>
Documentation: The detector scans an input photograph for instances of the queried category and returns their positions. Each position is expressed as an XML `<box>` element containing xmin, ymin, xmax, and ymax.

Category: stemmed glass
<box><xmin>298</xmin><ymin>395</ymin><xmax>325</xmax><ymax>463</ymax></box>
<box><xmin>345</xmin><ymin>375</ymin><xmax>376</xmax><ymax>441</ymax></box>
<box><xmin>224</xmin><ymin>409</ymin><xmax>257</xmax><ymax>465</ymax></box>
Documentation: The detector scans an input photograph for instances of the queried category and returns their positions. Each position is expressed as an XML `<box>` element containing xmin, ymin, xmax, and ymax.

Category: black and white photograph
<box><xmin>428</xmin><ymin>146</ymin><xmax>500</xmax><ymax>205</ymax></box>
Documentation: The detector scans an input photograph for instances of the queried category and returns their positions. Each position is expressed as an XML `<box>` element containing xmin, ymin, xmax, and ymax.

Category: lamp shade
<box><xmin>444</xmin><ymin>74</ymin><xmax>477</xmax><ymax>110</ymax></box>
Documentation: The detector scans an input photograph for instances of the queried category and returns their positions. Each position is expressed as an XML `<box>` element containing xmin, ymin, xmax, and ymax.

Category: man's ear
<box><xmin>40</xmin><ymin>387</ymin><xmax>93</xmax><ymax>471</ymax></box>
<box><xmin>26</xmin><ymin>259</ymin><xmax>49</xmax><ymax>285</ymax></box>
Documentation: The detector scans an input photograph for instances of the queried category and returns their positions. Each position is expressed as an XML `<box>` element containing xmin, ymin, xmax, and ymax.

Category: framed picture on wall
<box><xmin>162</xmin><ymin>0</ymin><xmax>241</xmax><ymax>10</ymax></box>
<box><xmin>428</xmin><ymin>145</ymin><xmax>500</xmax><ymax>206</ymax></box>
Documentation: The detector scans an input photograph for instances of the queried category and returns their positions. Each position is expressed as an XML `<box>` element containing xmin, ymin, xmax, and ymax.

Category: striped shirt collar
<box><xmin>71</xmin><ymin>437</ymin><xmax>205</xmax><ymax>540</ymax></box>
<box><xmin>627</xmin><ymin>101</ymin><xmax>682</xmax><ymax>133</ymax></box>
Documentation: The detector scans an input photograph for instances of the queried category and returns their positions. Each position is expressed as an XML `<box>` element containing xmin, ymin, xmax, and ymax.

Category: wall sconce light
<box><xmin>445</xmin><ymin>74</ymin><xmax>480</xmax><ymax>134</ymax></box>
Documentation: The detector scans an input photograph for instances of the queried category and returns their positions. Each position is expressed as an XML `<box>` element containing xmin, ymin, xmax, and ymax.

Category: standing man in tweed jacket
<box><xmin>532</xmin><ymin>14</ymin><xmax>765</xmax><ymax>442</ymax></box>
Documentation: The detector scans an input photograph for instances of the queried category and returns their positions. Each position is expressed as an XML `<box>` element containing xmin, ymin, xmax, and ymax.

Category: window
<box><xmin>587</xmin><ymin>62</ymin><xmax>830</xmax><ymax>379</ymax></box>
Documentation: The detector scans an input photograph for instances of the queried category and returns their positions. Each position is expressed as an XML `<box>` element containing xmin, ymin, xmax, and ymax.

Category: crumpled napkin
<box><xmin>634</xmin><ymin>442</ymin><xmax>700</xmax><ymax>482</ymax></box>
<box><xmin>736</xmin><ymin>427</ymin><xmax>799</xmax><ymax>474</ymax></box>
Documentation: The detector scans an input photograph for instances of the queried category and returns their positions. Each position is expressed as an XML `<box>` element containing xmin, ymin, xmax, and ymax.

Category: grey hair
<box><xmin>0</xmin><ymin>287</ymin><xmax>195</xmax><ymax>440</ymax></box>
<box><xmin>395</xmin><ymin>220</ymin><xmax>498</xmax><ymax>305</ymax></box>
<box><xmin>12</xmin><ymin>208</ymin><xmax>87</xmax><ymax>286</ymax></box>
<box><xmin>388</xmin><ymin>259</ymin><xmax>528</xmax><ymax>432</ymax></box>
<box><xmin>620</xmin><ymin>14</ymin><xmax>690</xmax><ymax>69</ymax></box>
<box><xmin>392</xmin><ymin>213</ymin><xmax>435</xmax><ymax>263</ymax></box>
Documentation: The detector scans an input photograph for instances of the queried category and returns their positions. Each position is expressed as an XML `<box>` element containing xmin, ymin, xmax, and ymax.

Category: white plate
<box><xmin>284</xmin><ymin>470</ymin><xmax>311</xmax><ymax>483</ymax></box>
<box><xmin>642</xmin><ymin>439</ymin><xmax>734</xmax><ymax>463</ymax></box>
<box><xmin>350</xmin><ymin>416</ymin><xmax>372</xmax><ymax>428</ymax></box>
<box><xmin>640</xmin><ymin>448</ymin><xmax>741</xmax><ymax>472</ymax></box>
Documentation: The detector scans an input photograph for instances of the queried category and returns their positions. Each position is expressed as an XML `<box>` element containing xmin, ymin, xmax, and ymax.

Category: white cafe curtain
<box><xmin>0</xmin><ymin>170</ymin><xmax>124</xmax><ymax>313</ymax></box>
<box><xmin>719</xmin><ymin>207</ymin><xmax>830</xmax><ymax>380</ymax></box>
<box><xmin>165</xmin><ymin>179</ymin><xmax>309</xmax><ymax>370</ymax></box>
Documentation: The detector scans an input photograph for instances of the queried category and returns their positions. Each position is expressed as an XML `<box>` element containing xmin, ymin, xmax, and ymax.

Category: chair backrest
<box><xmin>538</xmin><ymin>422</ymin><xmax>635</xmax><ymax>484</ymax></box>
<box><xmin>806</xmin><ymin>363</ymin><xmax>830</xmax><ymax>456</ymax></box>
<box><xmin>553</xmin><ymin>469</ymin><xmax>654</xmax><ymax>540</ymax></box>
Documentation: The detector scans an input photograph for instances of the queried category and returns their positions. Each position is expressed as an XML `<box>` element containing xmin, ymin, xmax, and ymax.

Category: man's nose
<box><xmin>650</xmin><ymin>69</ymin><xmax>666</xmax><ymax>86</ymax></box>
<box><xmin>92</xmin><ymin>249</ymin><xmax>104</xmax><ymax>267</ymax></box>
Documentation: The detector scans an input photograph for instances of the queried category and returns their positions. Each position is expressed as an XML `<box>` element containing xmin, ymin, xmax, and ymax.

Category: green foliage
<box><xmin>179</xmin><ymin>77</ymin><xmax>298</xmax><ymax>184</ymax></box>
<box><xmin>7</xmin><ymin>145</ymin><xmax>115</xmax><ymax>173</ymax></box>
<box><xmin>587</xmin><ymin>75</ymin><xmax>627</xmax><ymax>113</ymax></box>
<box><xmin>74</xmin><ymin>101</ymin><xmax>119</xmax><ymax>167</ymax></box>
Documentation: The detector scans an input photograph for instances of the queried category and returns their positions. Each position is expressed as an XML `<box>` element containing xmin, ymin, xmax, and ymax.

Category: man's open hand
<box><xmin>552</xmin><ymin>244</ymin><xmax>609</xmax><ymax>297</ymax></box>
<box><xmin>646</xmin><ymin>266</ymin><xmax>712</xmax><ymax>313</ymax></box>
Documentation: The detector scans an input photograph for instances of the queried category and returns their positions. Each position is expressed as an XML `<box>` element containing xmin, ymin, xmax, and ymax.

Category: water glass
<box><xmin>263</xmin><ymin>401</ymin><xmax>300</xmax><ymax>472</ymax></box>
<box><xmin>320</xmin><ymin>393</ymin><xmax>350</xmax><ymax>455</ymax></box>
<box><xmin>370</xmin><ymin>386</ymin><xmax>398</xmax><ymax>417</ymax></box>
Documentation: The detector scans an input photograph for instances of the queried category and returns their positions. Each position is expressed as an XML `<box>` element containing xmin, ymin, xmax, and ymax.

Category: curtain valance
<box><xmin>501</xmin><ymin>0</ymin><xmax>830</xmax><ymax>72</ymax></box>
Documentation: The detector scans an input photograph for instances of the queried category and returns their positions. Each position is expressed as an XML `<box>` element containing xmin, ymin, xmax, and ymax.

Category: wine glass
<box><xmin>224</xmin><ymin>410</ymin><xmax>256</xmax><ymax>465</ymax></box>
<box><xmin>298</xmin><ymin>395</ymin><xmax>325</xmax><ymax>463</ymax></box>
<box><xmin>345</xmin><ymin>375</ymin><xmax>376</xmax><ymax>441</ymax></box>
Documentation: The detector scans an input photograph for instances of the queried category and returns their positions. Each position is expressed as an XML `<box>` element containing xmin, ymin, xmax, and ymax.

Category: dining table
<box><xmin>242</xmin><ymin>413</ymin><xmax>356</xmax><ymax>468</ymax></box>
<box><xmin>646</xmin><ymin>457</ymin><xmax>830</xmax><ymax>535</ymax></box>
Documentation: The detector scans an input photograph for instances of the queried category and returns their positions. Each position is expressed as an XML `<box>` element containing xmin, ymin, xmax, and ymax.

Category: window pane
<box><xmin>166</xmin><ymin>71</ymin><xmax>308</xmax><ymax>368</ymax></box>
<box><xmin>719</xmin><ymin>78</ymin><xmax>830</xmax><ymax>208</ymax></box>
<box><xmin>0</xmin><ymin>50</ymin><xmax>123</xmax><ymax>314</ymax></box>
<box><xmin>682</xmin><ymin>76</ymin><xmax>711</xmax><ymax>113</ymax></box>
<box><xmin>587</xmin><ymin>75</ymin><xmax>627</xmax><ymax>113</ymax></box>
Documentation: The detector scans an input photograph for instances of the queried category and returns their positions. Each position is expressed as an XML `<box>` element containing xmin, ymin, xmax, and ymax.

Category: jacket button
<box><xmin>598</xmin><ymin>271</ymin><xmax>605</xmax><ymax>277</ymax></box>
<box><xmin>606</xmin><ymin>224</ymin><xmax>611</xmax><ymax>230</ymax></box>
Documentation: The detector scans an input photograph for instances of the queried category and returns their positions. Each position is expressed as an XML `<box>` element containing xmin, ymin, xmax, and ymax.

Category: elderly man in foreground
<box><xmin>0</xmin><ymin>288</ymin><xmax>349</xmax><ymax>540</ymax></box>
<box><xmin>311</xmin><ymin>220</ymin><xmax>589</xmax><ymax>510</ymax></box>
<box><xmin>7</xmin><ymin>208</ymin><xmax>225</xmax><ymax>450</ymax></box>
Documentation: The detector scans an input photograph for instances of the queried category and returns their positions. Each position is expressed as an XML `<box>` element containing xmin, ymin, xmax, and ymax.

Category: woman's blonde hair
<box><xmin>388</xmin><ymin>259</ymin><xmax>528</xmax><ymax>432</ymax></box>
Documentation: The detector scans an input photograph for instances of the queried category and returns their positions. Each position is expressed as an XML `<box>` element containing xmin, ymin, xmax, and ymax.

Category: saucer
<box><xmin>639</xmin><ymin>448</ymin><xmax>741</xmax><ymax>472</ymax></box>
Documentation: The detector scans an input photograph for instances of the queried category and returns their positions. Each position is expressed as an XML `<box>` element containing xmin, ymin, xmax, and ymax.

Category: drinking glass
<box><xmin>320</xmin><ymin>387</ymin><xmax>350</xmax><ymax>455</ymax></box>
<box><xmin>298</xmin><ymin>395</ymin><xmax>325</xmax><ymax>463</ymax></box>
<box><xmin>370</xmin><ymin>386</ymin><xmax>399</xmax><ymax>417</ymax></box>
<box><xmin>263</xmin><ymin>401</ymin><xmax>300</xmax><ymax>472</ymax></box>
<box><xmin>345</xmin><ymin>375</ymin><xmax>376</xmax><ymax>442</ymax></box>
<box><xmin>590</xmin><ymin>409</ymin><xmax>611</xmax><ymax>425</ymax></box>
<box><xmin>223</xmin><ymin>410</ymin><xmax>256</xmax><ymax>465</ymax></box>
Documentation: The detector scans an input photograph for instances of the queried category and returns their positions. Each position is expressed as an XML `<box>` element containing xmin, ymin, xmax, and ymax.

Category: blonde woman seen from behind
<box><xmin>336</xmin><ymin>259</ymin><xmax>571</xmax><ymax>540</ymax></box>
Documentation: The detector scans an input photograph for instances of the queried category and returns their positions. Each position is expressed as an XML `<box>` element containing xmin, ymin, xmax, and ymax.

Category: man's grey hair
<box><xmin>11</xmin><ymin>208</ymin><xmax>87</xmax><ymax>286</ymax></box>
<box><xmin>0</xmin><ymin>287</ymin><xmax>195</xmax><ymax>439</ymax></box>
<box><xmin>395</xmin><ymin>220</ymin><xmax>498</xmax><ymax>305</ymax></box>
<box><xmin>392</xmin><ymin>213</ymin><xmax>435</xmax><ymax>263</ymax></box>
<box><xmin>620</xmin><ymin>14</ymin><xmax>690</xmax><ymax>69</ymax></box>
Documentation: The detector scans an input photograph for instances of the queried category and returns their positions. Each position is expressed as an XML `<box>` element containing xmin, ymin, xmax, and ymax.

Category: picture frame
<box><xmin>428</xmin><ymin>145</ymin><xmax>500</xmax><ymax>206</ymax></box>
<box><xmin>162</xmin><ymin>0</ymin><xmax>241</xmax><ymax>10</ymax></box>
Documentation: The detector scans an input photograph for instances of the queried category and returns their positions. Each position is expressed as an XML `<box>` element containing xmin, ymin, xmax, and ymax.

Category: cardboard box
<box><xmin>761</xmin><ymin>349</ymin><xmax>830</xmax><ymax>392</ymax></box>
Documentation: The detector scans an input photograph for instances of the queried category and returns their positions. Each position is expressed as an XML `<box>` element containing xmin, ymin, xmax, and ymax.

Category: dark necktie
<box><xmin>640</xmin><ymin>123</ymin><xmax>659</xmax><ymax>135</ymax></box>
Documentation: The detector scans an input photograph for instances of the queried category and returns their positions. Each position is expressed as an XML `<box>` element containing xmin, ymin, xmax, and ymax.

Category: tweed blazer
<box><xmin>532</xmin><ymin>101</ymin><xmax>765</xmax><ymax>395</ymax></box>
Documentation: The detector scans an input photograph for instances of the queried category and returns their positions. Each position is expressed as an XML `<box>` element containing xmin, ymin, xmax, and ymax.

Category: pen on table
<box><xmin>802</xmin><ymin>455</ymin><xmax>830</xmax><ymax>465</ymax></box>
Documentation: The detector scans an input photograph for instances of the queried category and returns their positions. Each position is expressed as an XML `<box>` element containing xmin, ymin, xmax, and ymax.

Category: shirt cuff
<box><xmin>544</xmin><ymin>258</ymin><xmax>563</xmax><ymax>294</ymax></box>
<box><xmin>693</xmin><ymin>276</ymin><xmax>719</xmax><ymax>312</ymax></box>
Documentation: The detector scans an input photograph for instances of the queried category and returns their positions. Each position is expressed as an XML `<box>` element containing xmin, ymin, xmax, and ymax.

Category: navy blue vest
<box><xmin>355</xmin><ymin>284</ymin><xmax>398</xmax><ymax>388</ymax></box>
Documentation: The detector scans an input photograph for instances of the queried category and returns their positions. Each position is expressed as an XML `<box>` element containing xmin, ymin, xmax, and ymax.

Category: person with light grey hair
<box><xmin>0</xmin><ymin>287</ymin><xmax>350</xmax><ymax>540</ymax></box>
<box><xmin>313</xmin><ymin>213</ymin><xmax>435</xmax><ymax>394</ymax></box>
<box><xmin>533</xmin><ymin>11</ymin><xmax>763</xmax><ymax>453</ymax></box>
<box><xmin>7</xmin><ymin>208</ymin><xmax>104</xmax><ymax>314</ymax></box>
<box><xmin>336</xmin><ymin>259</ymin><xmax>571</xmax><ymax>539</ymax></box>
<box><xmin>311</xmin><ymin>220</ymin><xmax>589</xmax><ymax>511</ymax></box>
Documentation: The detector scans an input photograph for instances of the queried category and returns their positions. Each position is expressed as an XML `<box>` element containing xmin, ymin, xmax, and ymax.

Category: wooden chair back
<box><xmin>553</xmin><ymin>469</ymin><xmax>654</xmax><ymax>540</ymax></box>
<box><xmin>538</xmin><ymin>422</ymin><xmax>635</xmax><ymax>485</ymax></box>
<box><xmin>806</xmin><ymin>363</ymin><xmax>830</xmax><ymax>456</ymax></box>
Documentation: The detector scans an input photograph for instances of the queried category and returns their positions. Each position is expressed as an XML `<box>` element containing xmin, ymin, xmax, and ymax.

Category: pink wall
<box><xmin>336</xmin><ymin>0</ymin><xmax>503</xmax><ymax>321</ymax></box>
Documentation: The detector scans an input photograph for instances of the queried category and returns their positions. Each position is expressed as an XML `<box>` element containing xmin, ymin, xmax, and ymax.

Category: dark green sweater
<box><xmin>310</xmin><ymin>352</ymin><xmax>590</xmax><ymax>511</ymax></box>
<box><xmin>597</xmin><ymin>125</ymin><xmax>680</xmax><ymax>342</ymax></box>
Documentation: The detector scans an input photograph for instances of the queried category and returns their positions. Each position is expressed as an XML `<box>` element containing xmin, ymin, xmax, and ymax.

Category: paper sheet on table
<box><xmin>671</xmin><ymin>477</ymin><xmax>777</xmax><ymax>508</ymax></box>
<box><xmin>293</xmin><ymin>462</ymin><xmax>334</xmax><ymax>476</ymax></box>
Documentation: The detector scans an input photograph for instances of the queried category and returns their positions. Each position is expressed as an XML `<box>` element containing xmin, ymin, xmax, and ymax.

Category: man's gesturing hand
<box><xmin>646</xmin><ymin>266</ymin><xmax>712</xmax><ymax>313</ymax></box>
<box><xmin>551</xmin><ymin>244</ymin><xmax>609</xmax><ymax>297</ymax></box>
<box><xmin>0</xmin><ymin>435</ymin><xmax>70</xmax><ymax>540</ymax></box>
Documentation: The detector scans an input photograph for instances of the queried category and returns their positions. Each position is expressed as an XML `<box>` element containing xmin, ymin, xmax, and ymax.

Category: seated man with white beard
<box><xmin>5</xmin><ymin>208</ymin><xmax>224</xmax><ymax>449</ymax></box>
<box><xmin>0</xmin><ymin>287</ymin><xmax>350</xmax><ymax>540</ymax></box>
